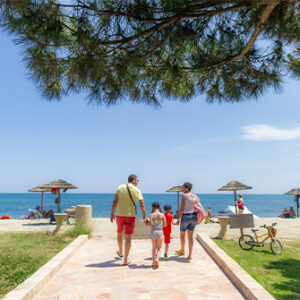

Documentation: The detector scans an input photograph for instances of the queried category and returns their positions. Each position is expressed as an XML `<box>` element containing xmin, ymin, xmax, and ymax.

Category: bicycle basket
<box><xmin>271</xmin><ymin>228</ymin><xmax>277</xmax><ymax>236</ymax></box>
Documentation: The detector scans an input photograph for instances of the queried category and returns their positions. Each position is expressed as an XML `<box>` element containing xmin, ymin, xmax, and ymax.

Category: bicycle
<box><xmin>239</xmin><ymin>223</ymin><xmax>282</xmax><ymax>255</ymax></box>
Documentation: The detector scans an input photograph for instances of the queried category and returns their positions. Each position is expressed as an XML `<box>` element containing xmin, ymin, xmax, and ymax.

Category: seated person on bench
<box><xmin>289</xmin><ymin>207</ymin><xmax>296</xmax><ymax>218</ymax></box>
<box><xmin>36</xmin><ymin>206</ymin><xmax>54</xmax><ymax>218</ymax></box>
<box><xmin>278</xmin><ymin>208</ymin><xmax>290</xmax><ymax>218</ymax></box>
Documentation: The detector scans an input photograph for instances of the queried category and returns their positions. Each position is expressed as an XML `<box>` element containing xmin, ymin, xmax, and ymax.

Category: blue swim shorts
<box><xmin>180</xmin><ymin>213</ymin><xmax>197</xmax><ymax>232</ymax></box>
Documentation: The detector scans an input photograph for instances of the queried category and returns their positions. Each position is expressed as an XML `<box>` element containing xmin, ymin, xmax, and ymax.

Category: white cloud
<box><xmin>242</xmin><ymin>124</ymin><xmax>300</xmax><ymax>141</ymax></box>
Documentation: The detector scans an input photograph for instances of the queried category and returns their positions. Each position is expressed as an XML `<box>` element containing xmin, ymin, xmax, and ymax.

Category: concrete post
<box><xmin>217</xmin><ymin>216</ymin><xmax>231</xmax><ymax>240</ymax></box>
<box><xmin>75</xmin><ymin>205</ymin><xmax>92</xmax><ymax>230</ymax></box>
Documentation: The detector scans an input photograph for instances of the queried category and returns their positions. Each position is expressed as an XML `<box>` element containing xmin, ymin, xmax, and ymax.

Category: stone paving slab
<box><xmin>33</xmin><ymin>239</ymin><xmax>245</xmax><ymax>300</ymax></box>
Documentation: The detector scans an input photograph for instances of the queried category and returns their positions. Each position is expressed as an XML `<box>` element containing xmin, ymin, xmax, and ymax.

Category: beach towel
<box><xmin>194</xmin><ymin>201</ymin><xmax>206</xmax><ymax>224</ymax></box>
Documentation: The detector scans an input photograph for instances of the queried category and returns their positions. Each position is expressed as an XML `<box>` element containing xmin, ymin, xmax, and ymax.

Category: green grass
<box><xmin>214</xmin><ymin>238</ymin><xmax>300</xmax><ymax>300</ymax></box>
<box><xmin>65</xmin><ymin>224</ymin><xmax>92</xmax><ymax>238</ymax></box>
<box><xmin>0</xmin><ymin>232</ymin><xmax>74</xmax><ymax>299</ymax></box>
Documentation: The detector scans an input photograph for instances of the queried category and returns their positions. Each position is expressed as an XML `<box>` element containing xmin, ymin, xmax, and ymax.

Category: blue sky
<box><xmin>0</xmin><ymin>31</ymin><xmax>299</xmax><ymax>194</ymax></box>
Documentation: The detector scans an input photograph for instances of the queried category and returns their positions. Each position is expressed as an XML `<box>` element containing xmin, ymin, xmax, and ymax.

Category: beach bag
<box><xmin>194</xmin><ymin>200</ymin><xmax>206</xmax><ymax>225</ymax></box>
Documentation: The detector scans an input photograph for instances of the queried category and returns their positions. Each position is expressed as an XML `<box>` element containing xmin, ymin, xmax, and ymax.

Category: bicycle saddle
<box><xmin>251</xmin><ymin>229</ymin><xmax>259</xmax><ymax>233</ymax></box>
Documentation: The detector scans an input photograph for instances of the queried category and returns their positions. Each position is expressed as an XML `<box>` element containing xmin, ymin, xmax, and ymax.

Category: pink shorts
<box><xmin>116</xmin><ymin>216</ymin><xmax>136</xmax><ymax>235</ymax></box>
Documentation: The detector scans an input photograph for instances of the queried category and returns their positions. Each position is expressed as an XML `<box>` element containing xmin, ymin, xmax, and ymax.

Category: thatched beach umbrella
<box><xmin>28</xmin><ymin>186</ymin><xmax>51</xmax><ymax>211</ymax></box>
<box><xmin>40</xmin><ymin>179</ymin><xmax>78</xmax><ymax>212</ymax></box>
<box><xmin>166</xmin><ymin>185</ymin><xmax>182</xmax><ymax>213</ymax></box>
<box><xmin>284</xmin><ymin>188</ymin><xmax>300</xmax><ymax>217</ymax></box>
<box><xmin>218</xmin><ymin>180</ymin><xmax>252</xmax><ymax>214</ymax></box>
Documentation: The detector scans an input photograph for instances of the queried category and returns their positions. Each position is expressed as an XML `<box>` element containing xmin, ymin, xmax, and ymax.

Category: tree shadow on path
<box><xmin>144</xmin><ymin>256</ymin><xmax>190</xmax><ymax>263</ymax></box>
<box><xmin>128</xmin><ymin>264</ymin><xmax>153</xmax><ymax>269</ymax></box>
<box><xmin>86</xmin><ymin>254</ymin><xmax>191</xmax><ymax>270</ymax></box>
<box><xmin>85</xmin><ymin>258</ymin><xmax>123</xmax><ymax>268</ymax></box>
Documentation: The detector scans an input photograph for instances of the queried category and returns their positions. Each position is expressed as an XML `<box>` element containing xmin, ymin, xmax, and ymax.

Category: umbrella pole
<box><xmin>57</xmin><ymin>189</ymin><xmax>61</xmax><ymax>212</ymax></box>
<box><xmin>297</xmin><ymin>195</ymin><xmax>299</xmax><ymax>218</ymax></box>
<box><xmin>234</xmin><ymin>190</ymin><xmax>238</xmax><ymax>214</ymax></box>
<box><xmin>177</xmin><ymin>192</ymin><xmax>179</xmax><ymax>215</ymax></box>
<box><xmin>41</xmin><ymin>192</ymin><xmax>44</xmax><ymax>211</ymax></box>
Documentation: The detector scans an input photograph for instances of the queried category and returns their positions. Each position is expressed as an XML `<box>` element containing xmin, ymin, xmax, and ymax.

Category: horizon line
<box><xmin>0</xmin><ymin>192</ymin><xmax>288</xmax><ymax>195</ymax></box>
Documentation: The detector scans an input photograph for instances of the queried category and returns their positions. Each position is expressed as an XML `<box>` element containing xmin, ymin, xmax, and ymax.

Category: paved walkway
<box><xmin>33</xmin><ymin>239</ymin><xmax>244</xmax><ymax>300</ymax></box>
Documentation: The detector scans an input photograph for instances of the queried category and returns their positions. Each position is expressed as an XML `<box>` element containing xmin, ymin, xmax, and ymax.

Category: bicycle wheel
<box><xmin>270</xmin><ymin>239</ymin><xmax>282</xmax><ymax>255</ymax></box>
<box><xmin>239</xmin><ymin>234</ymin><xmax>254</xmax><ymax>250</ymax></box>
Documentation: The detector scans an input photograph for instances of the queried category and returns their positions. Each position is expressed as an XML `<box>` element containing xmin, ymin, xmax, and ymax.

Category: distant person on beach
<box><xmin>163</xmin><ymin>204</ymin><xmax>176</xmax><ymax>260</ymax></box>
<box><xmin>174</xmin><ymin>210</ymin><xmax>179</xmax><ymax>219</ymax></box>
<box><xmin>278</xmin><ymin>208</ymin><xmax>290</xmax><ymax>218</ymax></box>
<box><xmin>27</xmin><ymin>211</ymin><xmax>36</xmax><ymax>219</ymax></box>
<box><xmin>174</xmin><ymin>182</ymin><xmax>201</xmax><ymax>260</ymax></box>
<box><xmin>289</xmin><ymin>207</ymin><xmax>296</xmax><ymax>217</ymax></box>
<box><xmin>205</xmin><ymin>207</ymin><xmax>212</xmax><ymax>223</ymax></box>
<box><xmin>36</xmin><ymin>206</ymin><xmax>54</xmax><ymax>218</ymax></box>
<box><xmin>110</xmin><ymin>174</ymin><xmax>146</xmax><ymax>266</ymax></box>
<box><xmin>237</xmin><ymin>194</ymin><xmax>244</xmax><ymax>214</ymax></box>
<box><xmin>147</xmin><ymin>202</ymin><xmax>166</xmax><ymax>268</ymax></box>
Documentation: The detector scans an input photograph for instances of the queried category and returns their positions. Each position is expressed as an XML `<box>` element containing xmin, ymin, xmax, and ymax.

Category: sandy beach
<box><xmin>1</xmin><ymin>217</ymin><xmax>299</xmax><ymax>241</ymax></box>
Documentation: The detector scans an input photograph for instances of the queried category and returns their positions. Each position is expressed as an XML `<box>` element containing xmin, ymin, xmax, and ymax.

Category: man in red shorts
<box><xmin>110</xmin><ymin>174</ymin><xmax>146</xmax><ymax>265</ymax></box>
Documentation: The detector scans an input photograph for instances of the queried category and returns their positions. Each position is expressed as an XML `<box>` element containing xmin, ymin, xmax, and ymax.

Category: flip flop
<box><xmin>175</xmin><ymin>250</ymin><xmax>185</xmax><ymax>256</ymax></box>
<box><xmin>116</xmin><ymin>251</ymin><xmax>123</xmax><ymax>258</ymax></box>
<box><xmin>122</xmin><ymin>261</ymin><xmax>131</xmax><ymax>266</ymax></box>
<box><xmin>187</xmin><ymin>257</ymin><xmax>192</xmax><ymax>261</ymax></box>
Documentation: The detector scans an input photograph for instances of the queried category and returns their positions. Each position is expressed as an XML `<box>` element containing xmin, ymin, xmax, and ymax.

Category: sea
<box><xmin>0</xmin><ymin>193</ymin><xmax>295</xmax><ymax>219</ymax></box>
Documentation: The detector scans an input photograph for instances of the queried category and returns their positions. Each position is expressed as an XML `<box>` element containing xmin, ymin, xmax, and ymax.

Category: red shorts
<box><xmin>116</xmin><ymin>216</ymin><xmax>136</xmax><ymax>235</ymax></box>
<box><xmin>163</xmin><ymin>229</ymin><xmax>171</xmax><ymax>244</ymax></box>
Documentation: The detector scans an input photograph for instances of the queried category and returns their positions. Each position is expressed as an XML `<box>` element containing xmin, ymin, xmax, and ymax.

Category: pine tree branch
<box><xmin>178</xmin><ymin>2</ymin><xmax>279</xmax><ymax>70</ymax></box>
<box><xmin>101</xmin><ymin>17</ymin><xmax>180</xmax><ymax>45</ymax></box>
<box><xmin>2</xmin><ymin>0</ymin><xmax>298</xmax><ymax>103</ymax></box>
<box><xmin>85</xmin><ymin>3</ymin><xmax>254</xmax><ymax>46</ymax></box>
<box><xmin>55</xmin><ymin>0</ymin><xmax>300</xmax><ymax>23</ymax></box>
<box><xmin>189</xmin><ymin>0</ymin><xmax>300</xmax><ymax>11</ymax></box>
<box><xmin>233</xmin><ymin>3</ymin><xmax>279</xmax><ymax>59</ymax></box>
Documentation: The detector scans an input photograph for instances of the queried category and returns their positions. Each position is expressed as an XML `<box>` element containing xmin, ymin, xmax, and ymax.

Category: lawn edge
<box><xmin>3</xmin><ymin>234</ymin><xmax>88</xmax><ymax>300</ymax></box>
<box><xmin>196</xmin><ymin>233</ymin><xmax>275</xmax><ymax>300</ymax></box>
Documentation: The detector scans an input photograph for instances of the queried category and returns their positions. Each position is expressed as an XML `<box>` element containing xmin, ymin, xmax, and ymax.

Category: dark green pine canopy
<box><xmin>1</xmin><ymin>0</ymin><xmax>299</xmax><ymax>105</ymax></box>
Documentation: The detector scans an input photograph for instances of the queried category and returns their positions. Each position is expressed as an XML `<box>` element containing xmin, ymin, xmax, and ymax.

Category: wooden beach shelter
<box><xmin>218</xmin><ymin>180</ymin><xmax>253</xmax><ymax>237</ymax></box>
<box><xmin>39</xmin><ymin>179</ymin><xmax>78</xmax><ymax>212</ymax></box>
<box><xmin>28</xmin><ymin>186</ymin><xmax>51</xmax><ymax>211</ymax></box>
<box><xmin>166</xmin><ymin>185</ymin><xmax>182</xmax><ymax>213</ymax></box>
<box><xmin>284</xmin><ymin>188</ymin><xmax>300</xmax><ymax>217</ymax></box>
<box><xmin>218</xmin><ymin>180</ymin><xmax>252</xmax><ymax>214</ymax></box>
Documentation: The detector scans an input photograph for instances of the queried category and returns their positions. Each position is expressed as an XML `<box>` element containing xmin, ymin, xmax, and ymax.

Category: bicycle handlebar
<box><xmin>259</xmin><ymin>223</ymin><xmax>277</xmax><ymax>228</ymax></box>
